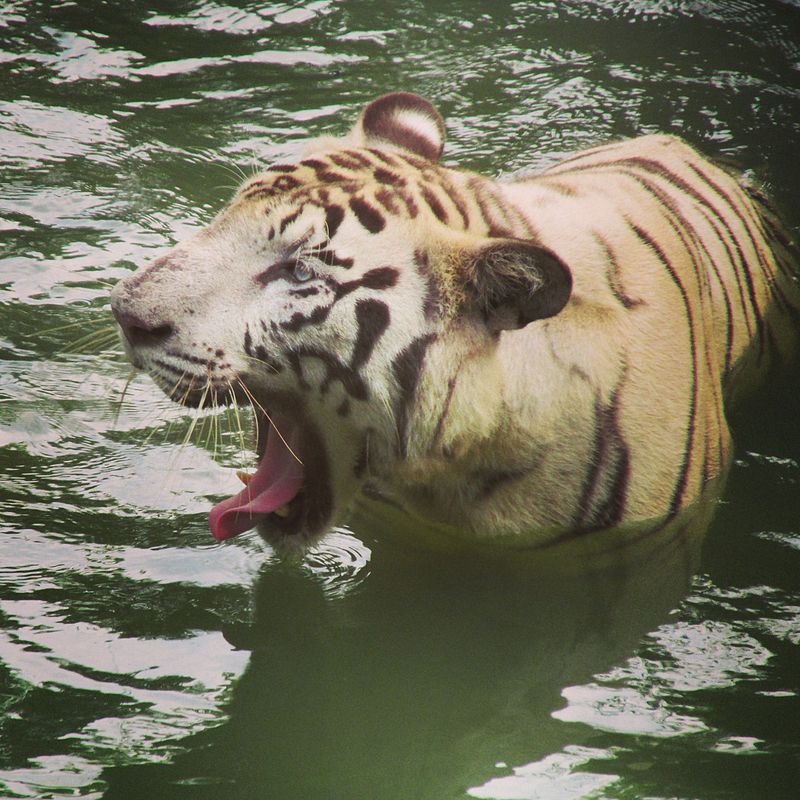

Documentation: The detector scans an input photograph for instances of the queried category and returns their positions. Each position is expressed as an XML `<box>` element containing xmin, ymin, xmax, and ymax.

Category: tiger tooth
<box><xmin>237</xmin><ymin>470</ymin><xmax>254</xmax><ymax>486</ymax></box>
<box><xmin>273</xmin><ymin>505</ymin><xmax>290</xmax><ymax>518</ymax></box>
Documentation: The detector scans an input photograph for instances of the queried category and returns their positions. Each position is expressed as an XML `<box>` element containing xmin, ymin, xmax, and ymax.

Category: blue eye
<box><xmin>293</xmin><ymin>260</ymin><xmax>314</xmax><ymax>282</ymax></box>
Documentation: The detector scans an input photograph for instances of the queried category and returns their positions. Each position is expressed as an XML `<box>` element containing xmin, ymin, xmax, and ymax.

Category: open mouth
<box><xmin>208</xmin><ymin>409</ymin><xmax>332</xmax><ymax>544</ymax></box>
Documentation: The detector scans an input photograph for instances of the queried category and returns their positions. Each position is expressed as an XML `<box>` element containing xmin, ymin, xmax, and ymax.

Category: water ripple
<box><xmin>469</xmin><ymin>745</ymin><xmax>619</xmax><ymax>800</ymax></box>
<box><xmin>301</xmin><ymin>527</ymin><xmax>372</xmax><ymax>598</ymax></box>
<box><xmin>0</xmin><ymin>100</ymin><xmax>123</xmax><ymax>167</ymax></box>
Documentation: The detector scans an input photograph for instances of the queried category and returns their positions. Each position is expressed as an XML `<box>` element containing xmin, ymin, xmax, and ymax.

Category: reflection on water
<box><xmin>100</xmin><ymin>510</ymin><xmax>703</xmax><ymax>800</ymax></box>
<box><xmin>2</xmin><ymin>0</ymin><xmax>800</xmax><ymax>797</ymax></box>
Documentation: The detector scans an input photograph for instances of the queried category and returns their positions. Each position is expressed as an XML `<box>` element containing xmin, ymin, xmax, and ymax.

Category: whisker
<box><xmin>229</xmin><ymin>385</ymin><xmax>248</xmax><ymax>457</ymax></box>
<box><xmin>242</xmin><ymin>353</ymin><xmax>282</xmax><ymax>374</ymax></box>
<box><xmin>182</xmin><ymin>380</ymin><xmax>210</xmax><ymax>447</ymax></box>
<box><xmin>143</xmin><ymin>371</ymin><xmax>189</xmax><ymax>447</ymax></box>
<box><xmin>236</xmin><ymin>378</ymin><xmax>303</xmax><ymax>465</ymax></box>
<box><xmin>167</xmin><ymin>371</ymin><xmax>189</xmax><ymax>403</ymax></box>
<box><xmin>203</xmin><ymin>393</ymin><xmax>218</xmax><ymax>454</ymax></box>
<box><xmin>113</xmin><ymin>367</ymin><xmax>138</xmax><ymax>428</ymax></box>
<box><xmin>67</xmin><ymin>326</ymin><xmax>122</xmax><ymax>354</ymax></box>
<box><xmin>228</xmin><ymin>387</ymin><xmax>256</xmax><ymax>504</ymax></box>
<box><xmin>178</xmin><ymin>375</ymin><xmax>196</xmax><ymax>407</ymax></box>
<box><xmin>40</xmin><ymin>317</ymin><xmax>111</xmax><ymax>335</ymax></box>
<box><xmin>210</xmin><ymin>398</ymin><xmax>222</xmax><ymax>461</ymax></box>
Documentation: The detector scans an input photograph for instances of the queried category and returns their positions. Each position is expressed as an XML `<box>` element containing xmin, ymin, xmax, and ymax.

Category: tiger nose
<box><xmin>111</xmin><ymin>305</ymin><xmax>175</xmax><ymax>348</ymax></box>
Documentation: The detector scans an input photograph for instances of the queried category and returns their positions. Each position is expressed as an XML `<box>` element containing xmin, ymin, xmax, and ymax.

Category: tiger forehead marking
<box><xmin>236</xmin><ymin>145</ymin><xmax>515</xmax><ymax>244</ymax></box>
<box><xmin>110</xmin><ymin>91</ymin><xmax>799</xmax><ymax>552</ymax></box>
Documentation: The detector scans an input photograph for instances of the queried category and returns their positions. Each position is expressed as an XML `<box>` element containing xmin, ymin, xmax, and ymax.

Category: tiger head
<box><xmin>110</xmin><ymin>92</ymin><xmax>572</xmax><ymax>549</ymax></box>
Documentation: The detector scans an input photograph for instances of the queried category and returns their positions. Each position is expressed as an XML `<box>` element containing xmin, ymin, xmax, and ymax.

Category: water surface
<box><xmin>1</xmin><ymin>1</ymin><xmax>800</xmax><ymax>798</ymax></box>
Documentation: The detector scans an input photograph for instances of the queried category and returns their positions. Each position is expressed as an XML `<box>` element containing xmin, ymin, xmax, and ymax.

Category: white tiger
<box><xmin>110</xmin><ymin>92</ymin><xmax>799</xmax><ymax>549</ymax></box>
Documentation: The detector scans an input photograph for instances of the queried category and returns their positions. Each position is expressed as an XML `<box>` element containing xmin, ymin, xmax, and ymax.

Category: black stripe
<box><xmin>329</xmin><ymin>152</ymin><xmax>368</xmax><ymax>170</ymax></box>
<box><xmin>273</xmin><ymin>175</ymin><xmax>301</xmax><ymax>192</ymax></box>
<box><xmin>689</xmin><ymin>164</ymin><xmax>771</xmax><ymax>310</ymax></box>
<box><xmin>366</xmin><ymin>148</ymin><xmax>402</xmax><ymax>167</ymax></box>
<box><xmin>332</xmin><ymin>266</ymin><xmax>399</xmax><ymax>300</ymax></box>
<box><xmin>630</xmin><ymin>221</ymin><xmax>698</xmax><ymax>518</ymax></box>
<box><xmin>431</xmin><ymin>375</ymin><xmax>457</xmax><ymax>446</ymax></box>
<box><xmin>489</xmin><ymin>184</ymin><xmax>539</xmax><ymax>239</ymax></box>
<box><xmin>469</xmin><ymin>176</ymin><xmax>538</xmax><ymax>239</ymax></box>
<box><xmin>251</xmin><ymin>345</ymin><xmax>283</xmax><ymax>374</ymax></box>
<box><xmin>373</xmin><ymin>167</ymin><xmax>405</xmax><ymax>186</ymax></box>
<box><xmin>760</xmin><ymin>211</ymin><xmax>794</xmax><ymax>251</ymax></box>
<box><xmin>420</xmin><ymin>185</ymin><xmax>448</xmax><ymax>223</ymax></box>
<box><xmin>342</xmin><ymin>149</ymin><xmax>376</xmax><ymax>167</ymax></box>
<box><xmin>414</xmin><ymin>249</ymin><xmax>440</xmax><ymax>319</ymax></box>
<box><xmin>286</xmin><ymin>350</ymin><xmax>309</xmax><ymax>388</ymax></box>
<box><xmin>576</xmin><ymin>394</ymin><xmax>606</xmax><ymax>529</ymax></box>
<box><xmin>244</xmin><ymin>323</ymin><xmax>283</xmax><ymax>372</ymax></box>
<box><xmin>594</xmin><ymin>233</ymin><xmax>645</xmax><ymax>309</ymax></box>
<box><xmin>687</xmin><ymin>161</ymin><xmax>777</xmax><ymax>281</ymax></box>
<box><xmin>255</xmin><ymin>261</ymin><xmax>291</xmax><ymax>286</ymax></box>
<box><xmin>688</xmin><ymin>162</ymin><xmax>800</xmax><ymax>324</ymax></box>
<box><xmin>477</xmin><ymin>468</ymin><xmax>533</xmax><ymax>500</ymax></box>
<box><xmin>288</xmin><ymin>286</ymin><xmax>319</xmax><ymax>299</ymax></box>
<box><xmin>620</xmin><ymin>168</ymin><xmax>739</xmax><ymax>374</ymax></box>
<box><xmin>300</xmin><ymin>158</ymin><xmax>352</xmax><ymax>184</ymax></box>
<box><xmin>280</xmin><ymin>304</ymin><xmax>331</xmax><ymax>333</ymax></box>
<box><xmin>400</xmin><ymin>191</ymin><xmax>419</xmax><ymax>218</ymax></box>
<box><xmin>468</xmin><ymin>177</ymin><xmax>513</xmax><ymax>238</ymax></box>
<box><xmin>589</xmin><ymin>378</ymin><xmax>630</xmax><ymax>530</ymax></box>
<box><xmin>361</xmin><ymin>266</ymin><xmax>400</xmax><ymax>291</ymax></box>
<box><xmin>374</xmin><ymin>187</ymin><xmax>401</xmax><ymax>215</ymax></box>
<box><xmin>349</xmin><ymin>196</ymin><xmax>386</xmax><ymax>233</ymax></box>
<box><xmin>324</xmin><ymin>204</ymin><xmax>345</xmax><ymax>239</ymax></box>
<box><xmin>289</xmin><ymin>346</ymin><xmax>368</xmax><ymax>400</ymax></box>
<box><xmin>241</xmin><ymin>178</ymin><xmax>269</xmax><ymax>192</ymax></box>
<box><xmin>351</xmin><ymin>299</ymin><xmax>390</xmax><ymax>370</ymax></box>
<box><xmin>544</xmin><ymin>141</ymin><xmax>630</xmax><ymax>171</ymax></box>
<box><xmin>300</xmin><ymin>158</ymin><xmax>327</xmax><ymax>170</ymax></box>
<box><xmin>435</xmin><ymin>172</ymin><xmax>471</xmax><ymax>229</ymax></box>
<box><xmin>542</xmin><ymin>179</ymin><xmax>578</xmax><ymax>196</ymax></box>
<box><xmin>392</xmin><ymin>334</ymin><xmax>435</xmax><ymax>456</ymax></box>
<box><xmin>279</xmin><ymin>208</ymin><xmax>301</xmax><ymax>234</ymax></box>
<box><xmin>394</xmin><ymin>152</ymin><xmax>434</xmax><ymax>171</ymax></box>
<box><xmin>619</xmin><ymin>158</ymin><xmax>766</xmax><ymax>358</ymax></box>
<box><xmin>242</xmin><ymin>183</ymin><xmax>276</xmax><ymax>200</ymax></box>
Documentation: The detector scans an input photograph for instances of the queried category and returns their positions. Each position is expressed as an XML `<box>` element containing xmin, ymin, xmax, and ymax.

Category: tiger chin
<box><xmin>110</xmin><ymin>91</ymin><xmax>799</xmax><ymax>552</ymax></box>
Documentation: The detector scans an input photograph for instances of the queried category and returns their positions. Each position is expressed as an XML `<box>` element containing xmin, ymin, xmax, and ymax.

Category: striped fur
<box><xmin>111</xmin><ymin>93</ymin><xmax>799</xmax><ymax>548</ymax></box>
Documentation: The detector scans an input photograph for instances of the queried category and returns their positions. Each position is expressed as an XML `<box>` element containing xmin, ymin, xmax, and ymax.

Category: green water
<box><xmin>2</xmin><ymin>1</ymin><xmax>800</xmax><ymax>798</ymax></box>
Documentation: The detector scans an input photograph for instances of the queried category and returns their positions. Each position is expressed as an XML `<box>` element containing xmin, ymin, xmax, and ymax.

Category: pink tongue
<box><xmin>209</xmin><ymin>416</ymin><xmax>304</xmax><ymax>542</ymax></box>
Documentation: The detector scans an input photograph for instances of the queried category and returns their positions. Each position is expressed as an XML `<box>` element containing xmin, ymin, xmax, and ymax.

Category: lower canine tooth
<box><xmin>237</xmin><ymin>470</ymin><xmax>254</xmax><ymax>486</ymax></box>
<box><xmin>274</xmin><ymin>505</ymin><xmax>290</xmax><ymax>518</ymax></box>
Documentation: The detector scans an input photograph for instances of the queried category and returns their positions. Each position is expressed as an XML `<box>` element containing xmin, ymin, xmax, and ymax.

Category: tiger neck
<box><xmin>388</xmin><ymin>329</ymin><xmax>522</xmax><ymax>501</ymax></box>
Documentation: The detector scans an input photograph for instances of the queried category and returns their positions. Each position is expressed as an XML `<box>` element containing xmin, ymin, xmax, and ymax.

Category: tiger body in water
<box><xmin>110</xmin><ymin>92</ymin><xmax>799</xmax><ymax>550</ymax></box>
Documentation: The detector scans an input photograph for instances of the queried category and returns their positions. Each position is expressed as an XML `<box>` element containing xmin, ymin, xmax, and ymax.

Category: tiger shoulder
<box><xmin>110</xmin><ymin>92</ymin><xmax>800</xmax><ymax>550</ymax></box>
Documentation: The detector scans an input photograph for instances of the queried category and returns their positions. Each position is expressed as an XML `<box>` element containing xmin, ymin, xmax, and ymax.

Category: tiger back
<box><xmin>110</xmin><ymin>92</ymin><xmax>800</xmax><ymax>549</ymax></box>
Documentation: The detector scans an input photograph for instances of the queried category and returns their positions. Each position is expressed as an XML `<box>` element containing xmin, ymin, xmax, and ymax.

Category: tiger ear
<box><xmin>464</xmin><ymin>239</ymin><xmax>573</xmax><ymax>331</ymax></box>
<box><xmin>354</xmin><ymin>92</ymin><xmax>446</xmax><ymax>162</ymax></box>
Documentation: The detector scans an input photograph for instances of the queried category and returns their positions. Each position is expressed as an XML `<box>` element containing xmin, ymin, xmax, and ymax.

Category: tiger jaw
<box><xmin>208</xmin><ymin>403</ymin><xmax>339</xmax><ymax>547</ymax></box>
<box><xmin>111</xmin><ymin>291</ymin><xmax>349</xmax><ymax>545</ymax></box>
